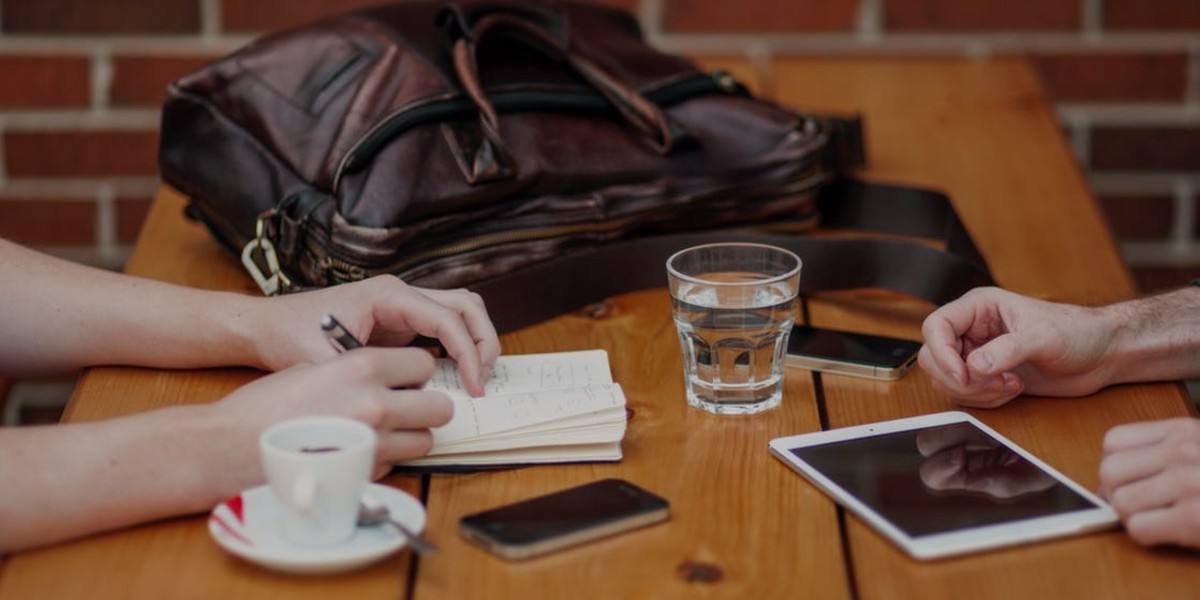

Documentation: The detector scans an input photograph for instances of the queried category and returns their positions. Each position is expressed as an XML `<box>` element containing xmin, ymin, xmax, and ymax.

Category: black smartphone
<box><xmin>458</xmin><ymin>478</ymin><xmax>670</xmax><ymax>561</ymax></box>
<box><xmin>786</xmin><ymin>325</ymin><xmax>922</xmax><ymax>381</ymax></box>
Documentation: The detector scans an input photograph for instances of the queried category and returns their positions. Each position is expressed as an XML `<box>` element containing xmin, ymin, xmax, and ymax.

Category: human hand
<box><xmin>1099</xmin><ymin>418</ymin><xmax>1200</xmax><ymax>550</ymax></box>
<box><xmin>915</xmin><ymin>423</ymin><xmax>1056</xmax><ymax>499</ymax></box>
<box><xmin>246</xmin><ymin>275</ymin><xmax>500</xmax><ymax>396</ymax></box>
<box><xmin>211</xmin><ymin>347</ymin><xmax>454</xmax><ymax>483</ymax></box>
<box><xmin>918</xmin><ymin>286</ymin><xmax>1115</xmax><ymax>408</ymax></box>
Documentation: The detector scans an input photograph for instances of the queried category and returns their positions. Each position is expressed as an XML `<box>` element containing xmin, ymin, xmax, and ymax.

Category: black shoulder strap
<box><xmin>467</xmin><ymin>179</ymin><xmax>994</xmax><ymax>333</ymax></box>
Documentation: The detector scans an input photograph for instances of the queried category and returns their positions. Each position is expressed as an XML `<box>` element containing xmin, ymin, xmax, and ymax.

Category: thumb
<box><xmin>966</xmin><ymin>332</ymin><xmax>1033</xmax><ymax>377</ymax></box>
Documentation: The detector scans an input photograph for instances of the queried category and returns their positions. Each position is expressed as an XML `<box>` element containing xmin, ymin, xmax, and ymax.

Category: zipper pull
<box><xmin>318</xmin><ymin>254</ymin><xmax>368</xmax><ymax>285</ymax></box>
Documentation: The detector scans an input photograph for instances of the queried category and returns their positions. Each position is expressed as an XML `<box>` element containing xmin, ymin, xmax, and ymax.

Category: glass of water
<box><xmin>666</xmin><ymin>243</ymin><xmax>801</xmax><ymax>415</ymax></box>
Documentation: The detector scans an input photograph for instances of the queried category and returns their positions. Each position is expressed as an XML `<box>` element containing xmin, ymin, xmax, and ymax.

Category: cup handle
<box><xmin>292</xmin><ymin>473</ymin><xmax>317</xmax><ymax>514</ymax></box>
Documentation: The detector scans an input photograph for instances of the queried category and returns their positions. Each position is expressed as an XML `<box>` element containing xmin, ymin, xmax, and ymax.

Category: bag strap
<box><xmin>467</xmin><ymin>179</ymin><xmax>995</xmax><ymax>334</ymax></box>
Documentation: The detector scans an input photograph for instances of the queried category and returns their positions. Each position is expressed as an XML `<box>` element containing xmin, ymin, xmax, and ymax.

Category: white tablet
<box><xmin>768</xmin><ymin>411</ymin><xmax>1118</xmax><ymax>560</ymax></box>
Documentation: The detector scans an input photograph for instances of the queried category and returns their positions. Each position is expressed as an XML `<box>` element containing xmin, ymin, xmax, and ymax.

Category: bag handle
<box><xmin>438</xmin><ymin>5</ymin><xmax>683</xmax><ymax>183</ymax></box>
<box><xmin>466</xmin><ymin>179</ymin><xmax>995</xmax><ymax>333</ymax></box>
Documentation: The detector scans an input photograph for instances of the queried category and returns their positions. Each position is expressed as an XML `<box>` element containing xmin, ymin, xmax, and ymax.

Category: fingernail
<box><xmin>968</xmin><ymin>351</ymin><xmax>994</xmax><ymax>374</ymax></box>
<box><xmin>944</xmin><ymin>451</ymin><xmax>962</xmax><ymax>468</ymax></box>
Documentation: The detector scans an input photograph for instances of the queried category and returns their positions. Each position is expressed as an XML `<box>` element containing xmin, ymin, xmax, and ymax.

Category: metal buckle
<box><xmin>240</xmin><ymin>211</ymin><xmax>292</xmax><ymax>296</ymax></box>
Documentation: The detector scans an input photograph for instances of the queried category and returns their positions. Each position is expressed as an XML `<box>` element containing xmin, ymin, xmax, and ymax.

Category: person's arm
<box><xmin>0</xmin><ymin>238</ymin><xmax>499</xmax><ymax>394</ymax></box>
<box><xmin>0</xmin><ymin>348</ymin><xmax>451</xmax><ymax>554</ymax></box>
<box><xmin>918</xmin><ymin>286</ymin><xmax>1200</xmax><ymax>408</ymax></box>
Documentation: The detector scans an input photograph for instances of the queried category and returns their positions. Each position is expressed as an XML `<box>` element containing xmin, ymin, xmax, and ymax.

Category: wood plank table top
<box><xmin>2</xmin><ymin>57</ymin><xmax>1197</xmax><ymax>600</ymax></box>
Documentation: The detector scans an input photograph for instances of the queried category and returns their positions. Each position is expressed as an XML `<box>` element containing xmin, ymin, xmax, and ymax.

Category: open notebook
<box><xmin>396</xmin><ymin>350</ymin><xmax>626</xmax><ymax>467</ymax></box>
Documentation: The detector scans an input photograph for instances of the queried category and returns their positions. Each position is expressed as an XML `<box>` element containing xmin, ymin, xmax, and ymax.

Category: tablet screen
<box><xmin>787</xmin><ymin>421</ymin><xmax>1100</xmax><ymax>537</ymax></box>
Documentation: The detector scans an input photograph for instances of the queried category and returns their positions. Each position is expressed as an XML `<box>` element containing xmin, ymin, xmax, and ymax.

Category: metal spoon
<box><xmin>357</xmin><ymin>494</ymin><xmax>438</xmax><ymax>555</ymax></box>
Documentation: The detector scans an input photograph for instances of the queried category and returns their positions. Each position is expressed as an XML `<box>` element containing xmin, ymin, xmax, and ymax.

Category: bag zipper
<box><xmin>331</xmin><ymin>71</ymin><xmax>744</xmax><ymax>192</ymax></box>
<box><xmin>310</xmin><ymin>166</ymin><xmax>824</xmax><ymax>285</ymax></box>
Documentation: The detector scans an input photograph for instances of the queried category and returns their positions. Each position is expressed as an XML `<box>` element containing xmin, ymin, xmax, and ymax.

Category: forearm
<box><xmin>0</xmin><ymin>239</ymin><xmax>269</xmax><ymax>376</ymax></box>
<box><xmin>1096</xmin><ymin>286</ymin><xmax>1200</xmax><ymax>386</ymax></box>
<box><xmin>0</xmin><ymin>404</ymin><xmax>258</xmax><ymax>554</ymax></box>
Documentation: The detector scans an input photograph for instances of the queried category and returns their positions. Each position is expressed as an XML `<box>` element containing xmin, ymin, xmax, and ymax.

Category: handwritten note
<box><xmin>425</xmin><ymin>349</ymin><xmax>613</xmax><ymax>399</ymax></box>
<box><xmin>399</xmin><ymin>349</ymin><xmax>626</xmax><ymax>467</ymax></box>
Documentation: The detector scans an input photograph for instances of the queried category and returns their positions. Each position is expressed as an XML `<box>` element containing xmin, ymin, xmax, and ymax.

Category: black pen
<box><xmin>320</xmin><ymin>314</ymin><xmax>363</xmax><ymax>352</ymax></box>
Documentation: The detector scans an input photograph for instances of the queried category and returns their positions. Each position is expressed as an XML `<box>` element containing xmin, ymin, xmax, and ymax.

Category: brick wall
<box><xmin>1</xmin><ymin>0</ymin><xmax>1198</xmax><ymax>292</ymax></box>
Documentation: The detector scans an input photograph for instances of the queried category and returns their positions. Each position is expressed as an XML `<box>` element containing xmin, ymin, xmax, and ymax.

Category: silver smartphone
<box><xmin>459</xmin><ymin>478</ymin><xmax>670</xmax><ymax>561</ymax></box>
<box><xmin>786</xmin><ymin>325</ymin><xmax>922</xmax><ymax>381</ymax></box>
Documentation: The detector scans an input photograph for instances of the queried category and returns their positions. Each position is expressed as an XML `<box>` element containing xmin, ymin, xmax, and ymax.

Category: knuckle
<box><xmin>356</xmin><ymin>398</ymin><xmax>387</xmax><ymax>429</ymax></box>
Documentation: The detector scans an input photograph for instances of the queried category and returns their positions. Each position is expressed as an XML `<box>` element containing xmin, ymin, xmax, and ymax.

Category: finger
<box><xmin>375</xmin><ymin>430</ymin><xmax>436</xmax><ymax>464</ymax></box>
<box><xmin>918</xmin><ymin>344</ymin><xmax>967</xmax><ymax>391</ymax></box>
<box><xmin>377</xmin><ymin>390</ymin><xmax>455</xmax><ymax>431</ymax></box>
<box><xmin>327</xmin><ymin>347</ymin><xmax>436</xmax><ymax>390</ymax></box>
<box><xmin>417</xmin><ymin>288</ymin><xmax>501</xmax><ymax>368</ymax></box>
<box><xmin>928</xmin><ymin>375</ymin><xmax>1021</xmax><ymax>409</ymax></box>
<box><xmin>1097</xmin><ymin>443</ymin><xmax>1170</xmax><ymax>498</ymax></box>
<box><xmin>1103</xmin><ymin>418</ymin><xmax>1197</xmax><ymax>453</ymax></box>
<box><xmin>1107</xmin><ymin>469</ymin><xmax>1189</xmax><ymax>518</ymax></box>
<box><xmin>379</xmin><ymin>291</ymin><xmax>488</xmax><ymax>396</ymax></box>
<box><xmin>964</xmin><ymin>331</ymin><xmax>1034</xmax><ymax>378</ymax></box>
<box><xmin>1123</xmin><ymin>499</ymin><xmax>1200</xmax><ymax>549</ymax></box>
<box><xmin>919</xmin><ymin>318</ymin><xmax>969</xmax><ymax>387</ymax></box>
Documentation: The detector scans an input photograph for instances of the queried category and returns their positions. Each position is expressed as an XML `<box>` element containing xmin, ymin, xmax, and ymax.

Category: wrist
<box><xmin>213</xmin><ymin>293</ymin><xmax>277</xmax><ymax>370</ymax></box>
<box><xmin>177</xmin><ymin>402</ymin><xmax>265</xmax><ymax>509</ymax></box>
<box><xmin>1094</xmin><ymin>287</ymin><xmax>1200</xmax><ymax>385</ymax></box>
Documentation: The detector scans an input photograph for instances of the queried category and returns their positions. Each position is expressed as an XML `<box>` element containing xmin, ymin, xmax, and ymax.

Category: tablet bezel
<box><xmin>768</xmin><ymin>411</ymin><xmax>1119</xmax><ymax>560</ymax></box>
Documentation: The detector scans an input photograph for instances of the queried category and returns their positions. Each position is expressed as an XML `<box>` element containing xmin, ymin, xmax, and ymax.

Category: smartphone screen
<box><xmin>459</xmin><ymin>478</ymin><xmax>670</xmax><ymax>560</ymax></box>
<box><xmin>786</xmin><ymin>325</ymin><xmax>922</xmax><ymax>380</ymax></box>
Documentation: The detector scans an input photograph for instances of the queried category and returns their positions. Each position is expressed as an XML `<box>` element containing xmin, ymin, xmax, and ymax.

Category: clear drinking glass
<box><xmin>667</xmin><ymin>243</ymin><xmax>801</xmax><ymax>415</ymax></box>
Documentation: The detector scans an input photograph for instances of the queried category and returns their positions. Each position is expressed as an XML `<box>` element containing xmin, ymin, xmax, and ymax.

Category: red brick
<box><xmin>4</xmin><ymin>132</ymin><xmax>160</xmax><ymax>178</ymax></box>
<box><xmin>220</xmin><ymin>0</ymin><xmax>382</xmax><ymax>33</ymax></box>
<box><xmin>2</xmin><ymin>0</ymin><xmax>199</xmax><ymax>34</ymax></box>
<box><xmin>1031</xmin><ymin>53</ymin><xmax>1187</xmax><ymax>103</ymax></box>
<box><xmin>1097</xmin><ymin>195</ymin><xmax>1173</xmax><ymax>240</ymax></box>
<box><xmin>0</xmin><ymin>55</ymin><xmax>90</xmax><ymax>109</ymax></box>
<box><xmin>662</xmin><ymin>0</ymin><xmax>857</xmax><ymax>33</ymax></box>
<box><xmin>1091</xmin><ymin>127</ymin><xmax>1200</xmax><ymax>171</ymax></box>
<box><xmin>0</xmin><ymin>200</ymin><xmax>96</xmax><ymax>245</ymax></box>
<box><xmin>111</xmin><ymin>55</ymin><xmax>223</xmax><ymax>108</ymax></box>
<box><xmin>1132</xmin><ymin>267</ymin><xmax>1200</xmax><ymax>294</ymax></box>
<box><xmin>117</xmin><ymin>198</ymin><xmax>153</xmax><ymax>244</ymax></box>
<box><xmin>1106</xmin><ymin>0</ymin><xmax>1200</xmax><ymax>30</ymax></box>
<box><xmin>885</xmin><ymin>0</ymin><xmax>1079</xmax><ymax>32</ymax></box>
<box><xmin>221</xmin><ymin>0</ymin><xmax>640</xmax><ymax>32</ymax></box>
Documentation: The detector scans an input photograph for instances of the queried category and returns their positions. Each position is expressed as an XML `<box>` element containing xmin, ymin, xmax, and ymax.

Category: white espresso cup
<box><xmin>259</xmin><ymin>416</ymin><xmax>377</xmax><ymax>547</ymax></box>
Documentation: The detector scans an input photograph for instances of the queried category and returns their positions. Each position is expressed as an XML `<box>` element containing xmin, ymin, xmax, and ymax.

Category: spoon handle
<box><xmin>388</xmin><ymin>517</ymin><xmax>438</xmax><ymax>555</ymax></box>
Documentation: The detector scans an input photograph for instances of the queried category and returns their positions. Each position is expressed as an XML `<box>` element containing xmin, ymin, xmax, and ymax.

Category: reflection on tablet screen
<box><xmin>788</xmin><ymin>422</ymin><xmax>1099</xmax><ymax>537</ymax></box>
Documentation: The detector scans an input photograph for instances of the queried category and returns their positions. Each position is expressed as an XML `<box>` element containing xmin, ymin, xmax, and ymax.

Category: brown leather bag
<box><xmin>159</xmin><ymin>0</ymin><xmax>992</xmax><ymax>332</ymax></box>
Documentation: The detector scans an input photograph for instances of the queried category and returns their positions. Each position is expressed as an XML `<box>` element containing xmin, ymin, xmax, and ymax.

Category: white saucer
<box><xmin>208</xmin><ymin>482</ymin><xmax>427</xmax><ymax>575</ymax></box>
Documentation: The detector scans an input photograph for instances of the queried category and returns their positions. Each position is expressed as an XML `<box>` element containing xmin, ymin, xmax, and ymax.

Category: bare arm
<box><xmin>919</xmin><ymin>286</ymin><xmax>1200</xmax><ymax>407</ymax></box>
<box><xmin>0</xmin><ymin>348</ymin><xmax>451</xmax><ymax>554</ymax></box>
<box><xmin>0</xmin><ymin>238</ymin><xmax>500</xmax><ymax>394</ymax></box>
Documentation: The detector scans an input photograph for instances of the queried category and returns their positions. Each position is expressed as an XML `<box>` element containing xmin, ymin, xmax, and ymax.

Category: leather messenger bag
<box><xmin>158</xmin><ymin>0</ymin><xmax>993</xmax><ymax>332</ymax></box>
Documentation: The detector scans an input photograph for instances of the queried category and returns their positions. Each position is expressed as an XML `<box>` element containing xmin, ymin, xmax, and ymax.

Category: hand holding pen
<box><xmin>307</xmin><ymin>279</ymin><xmax>498</xmax><ymax>396</ymax></box>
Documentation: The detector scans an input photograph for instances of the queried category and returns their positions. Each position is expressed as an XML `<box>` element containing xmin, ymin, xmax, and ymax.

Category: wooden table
<box><xmin>3</xmin><ymin>57</ymin><xmax>1198</xmax><ymax>599</ymax></box>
